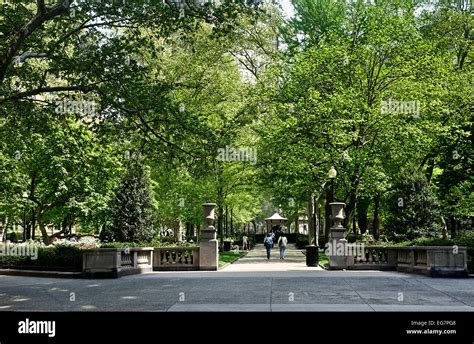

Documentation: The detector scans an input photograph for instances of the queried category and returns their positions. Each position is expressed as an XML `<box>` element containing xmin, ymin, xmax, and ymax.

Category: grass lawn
<box><xmin>219</xmin><ymin>251</ymin><xmax>245</xmax><ymax>268</ymax></box>
<box><xmin>300</xmin><ymin>249</ymin><xmax>329</xmax><ymax>269</ymax></box>
<box><xmin>318</xmin><ymin>250</ymin><xmax>329</xmax><ymax>269</ymax></box>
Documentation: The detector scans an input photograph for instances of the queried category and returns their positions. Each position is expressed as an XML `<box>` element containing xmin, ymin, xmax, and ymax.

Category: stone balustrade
<box><xmin>153</xmin><ymin>247</ymin><xmax>200</xmax><ymax>271</ymax></box>
<box><xmin>83</xmin><ymin>247</ymin><xmax>154</xmax><ymax>278</ymax></box>
<box><xmin>346</xmin><ymin>245</ymin><xmax>468</xmax><ymax>277</ymax></box>
<box><xmin>396</xmin><ymin>246</ymin><xmax>468</xmax><ymax>277</ymax></box>
<box><xmin>349</xmin><ymin>246</ymin><xmax>398</xmax><ymax>271</ymax></box>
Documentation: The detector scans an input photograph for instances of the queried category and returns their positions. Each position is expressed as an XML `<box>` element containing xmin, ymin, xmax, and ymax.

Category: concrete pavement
<box><xmin>0</xmin><ymin>244</ymin><xmax>473</xmax><ymax>312</ymax></box>
<box><xmin>222</xmin><ymin>243</ymin><xmax>323</xmax><ymax>272</ymax></box>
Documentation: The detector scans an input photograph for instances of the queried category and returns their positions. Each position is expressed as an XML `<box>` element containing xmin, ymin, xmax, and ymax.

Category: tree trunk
<box><xmin>357</xmin><ymin>198</ymin><xmax>370</xmax><ymax>234</ymax></box>
<box><xmin>343</xmin><ymin>189</ymin><xmax>357</xmax><ymax>230</ymax></box>
<box><xmin>225</xmin><ymin>206</ymin><xmax>228</xmax><ymax>237</ymax></box>
<box><xmin>217</xmin><ymin>205</ymin><xmax>223</xmax><ymax>237</ymax></box>
<box><xmin>307</xmin><ymin>192</ymin><xmax>315</xmax><ymax>245</ymax></box>
<box><xmin>324</xmin><ymin>187</ymin><xmax>333</xmax><ymax>243</ymax></box>
<box><xmin>450</xmin><ymin>216</ymin><xmax>456</xmax><ymax>238</ymax></box>
<box><xmin>440</xmin><ymin>216</ymin><xmax>448</xmax><ymax>240</ymax></box>
<box><xmin>38</xmin><ymin>212</ymin><xmax>51</xmax><ymax>245</ymax></box>
<box><xmin>373</xmin><ymin>194</ymin><xmax>381</xmax><ymax>240</ymax></box>
<box><xmin>343</xmin><ymin>167</ymin><xmax>360</xmax><ymax>231</ymax></box>
<box><xmin>425</xmin><ymin>157</ymin><xmax>436</xmax><ymax>184</ymax></box>
<box><xmin>31</xmin><ymin>208</ymin><xmax>36</xmax><ymax>240</ymax></box>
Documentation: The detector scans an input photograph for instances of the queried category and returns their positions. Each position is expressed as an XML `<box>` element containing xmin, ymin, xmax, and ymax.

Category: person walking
<box><xmin>263</xmin><ymin>233</ymin><xmax>273</xmax><ymax>260</ymax></box>
<box><xmin>242</xmin><ymin>234</ymin><xmax>249</xmax><ymax>251</ymax></box>
<box><xmin>277</xmin><ymin>234</ymin><xmax>288</xmax><ymax>260</ymax></box>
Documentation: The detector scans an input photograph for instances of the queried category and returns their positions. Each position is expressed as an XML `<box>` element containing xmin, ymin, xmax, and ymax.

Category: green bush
<box><xmin>0</xmin><ymin>245</ymin><xmax>82</xmax><ymax>271</ymax></box>
<box><xmin>100</xmin><ymin>241</ymin><xmax>197</xmax><ymax>248</ymax></box>
<box><xmin>296</xmin><ymin>234</ymin><xmax>309</xmax><ymax>249</ymax></box>
<box><xmin>384</xmin><ymin>174</ymin><xmax>442</xmax><ymax>241</ymax></box>
<box><xmin>6</xmin><ymin>231</ymin><xmax>19</xmax><ymax>242</ymax></box>
<box><xmin>409</xmin><ymin>238</ymin><xmax>455</xmax><ymax>247</ymax></box>
<box><xmin>455</xmin><ymin>231</ymin><xmax>474</xmax><ymax>273</ymax></box>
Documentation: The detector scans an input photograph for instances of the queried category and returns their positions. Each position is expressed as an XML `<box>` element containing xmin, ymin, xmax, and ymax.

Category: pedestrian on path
<box><xmin>242</xmin><ymin>234</ymin><xmax>249</xmax><ymax>251</ymax></box>
<box><xmin>264</xmin><ymin>233</ymin><xmax>273</xmax><ymax>260</ymax></box>
<box><xmin>277</xmin><ymin>234</ymin><xmax>288</xmax><ymax>260</ymax></box>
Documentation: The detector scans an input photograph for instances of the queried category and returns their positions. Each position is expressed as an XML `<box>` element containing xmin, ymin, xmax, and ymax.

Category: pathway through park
<box><xmin>222</xmin><ymin>243</ymin><xmax>322</xmax><ymax>272</ymax></box>
<box><xmin>0</xmin><ymin>244</ymin><xmax>473</xmax><ymax>312</ymax></box>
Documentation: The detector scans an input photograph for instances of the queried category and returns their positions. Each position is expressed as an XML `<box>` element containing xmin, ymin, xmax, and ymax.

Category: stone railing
<box><xmin>396</xmin><ymin>246</ymin><xmax>468</xmax><ymax>277</ymax></box>
<box><xmin>153</xmin><ymin>247</ymin><xmax>200</xmax><ymax>271</ymax></box>
<box><xmin>83</xmin><ymin>247</ymin><xmax>153</xmax><ymax>278</ymax></box>
<box><xmin>346</xmin><ymin>245</ymin><xmax>468</xmax><ymax>277</ymax></box>
<box><xmin>349</xmin><ymin>246</ymin><xmax>398</xmax><ymax>271</ymax></box>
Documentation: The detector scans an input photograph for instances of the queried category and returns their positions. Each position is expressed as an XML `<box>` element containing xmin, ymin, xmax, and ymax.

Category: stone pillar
<box><xmin>199</xmin><ymin>203</ymin><xmax>218</xmax><ymax>271</ymax></box>
<box><xmin>328</xmin><ymin>202</ymin><xmax>350</xmax><ymax>270</ymax></box>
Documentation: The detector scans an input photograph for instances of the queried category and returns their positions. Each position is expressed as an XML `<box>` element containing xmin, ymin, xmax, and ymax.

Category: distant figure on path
<box><xmin>277</xmin><ymin>234</ymin><xmax>288</xmax><ymax>260</ymax></box>
<box><xmin>242</xmin><ymin>234</ymin><xmax>249</xmax><ymax>251</ymax></box>
<box><xmin>264</xmin><ymin>233</ymin><xmax>273</xmax><ymax>260</ymax></box>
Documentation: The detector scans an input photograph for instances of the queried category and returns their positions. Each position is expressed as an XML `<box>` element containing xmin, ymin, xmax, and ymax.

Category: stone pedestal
<box><xmin>328</xmin><ymin>202</ymin><xmax>350</xmax><ymax>270</ymax></box>
<box><xmin>328</xmin><ymin>228</ymin><xmax>350</xmax><ymax>270</ymax></box>
<box><xmin>199</xmin><ymin>203</ymin><xmax>218</xmax><ymax>271</ymax></box>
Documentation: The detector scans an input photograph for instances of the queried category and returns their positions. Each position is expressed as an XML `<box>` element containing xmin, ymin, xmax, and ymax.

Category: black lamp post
<box><xmin>328</xmin><ymin>166</ymin><xmax>337</xmax><ymax>203</ymax></box>
<box><xmin>22</xmin><ymin>192</ymin><xmax>28</xmax><ymax>241</ymax></box>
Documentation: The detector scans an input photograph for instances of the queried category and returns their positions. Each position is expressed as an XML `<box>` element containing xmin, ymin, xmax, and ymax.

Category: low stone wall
<box><xmin>83</xmin><ymin>247</ymin><xmax>153</xmax><ymax>278</ymax></box>
<box><xmin>153</xmin><ymin>247</ymin><xmax>200</xmax><ymax>271</ymax></box>
<box><xmin>347</xmin><ymin>245</ymin><xmax>468</xmax><ymax>277</ymax></box>
<box><xmin>396</xmin><ymin>246</ymin><xmax>468</xmax><ymax>277</ymax></box>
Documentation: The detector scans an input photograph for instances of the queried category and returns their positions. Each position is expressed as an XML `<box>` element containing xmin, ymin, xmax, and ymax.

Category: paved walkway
<box><xmin>0</xmin><ymin>271</ymin><xmax>473</xmax><ymax>311</ymax></box>
<box><xmin>223</xmin><ymin>244</ymin><xmax>322</xmax><ymax>272</ymax></box>
<box><xmin>0</xmin><ymin>243</ymin><xmax>473</xmax><ymax>311</ymax></box>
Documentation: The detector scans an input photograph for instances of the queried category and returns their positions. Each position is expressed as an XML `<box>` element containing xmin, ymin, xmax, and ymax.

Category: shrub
<box><xmin>6</xmin><ymin>231</ymin><xmax>19</xmax><ymax>242</ymax></box>
<box><xmin>296</xmin><ymin>234</ymin><xmax>309</xmax><ymax>249</ymax></box>
<box><xmin>409</xmin><ymin>237</ymin><xmax>455</xmax><ymax>247</ymax></box>
<box><xmin>110</xmin><ymin>159</ymin><xmax>154</xmax><ymax>242</ymax></box>
<box><xmin>100</xmin><ymin>241</ymin><xmax>197</xmax><ymax>248</ymax></box>
<box><xmin>0</xmin><ymin>245</ymin><xmax>83</xmax><ymax>271</ymax></box>
<box><xmin>455</xmin><ymin>231</ymin><xmax>474</xmax><ymax>273</ymax></box>
<box><xmin>384</xmin><ymin>174</ymin><xmax>442</xmax><ymax>241</ymax></box>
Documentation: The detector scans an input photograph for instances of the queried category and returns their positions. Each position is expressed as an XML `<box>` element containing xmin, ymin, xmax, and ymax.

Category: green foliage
<box><xmin>455</xmin><ymin>231</ymin><xmax>474</xmax><ymax>273</ymax></box>
<box><xmin>0</xmin><ymin>245</ymin><xmax>82</xmax><ymax>271</ymax></box>
<box><xmin>99</xmin><ymin>241</ymin><xmax>197</xmax><ymax>248</ymax></box>
<box><xmin>110</xmin><ymin>159</ymin><xmax>155</xmax><ymax>242</ymax></box>
<box><xmin>383</xmin><ymin>174</ymin><xmax>442</xmax><ymax>241</ymax></box>
<box><xmin>296</xmin><ymin>234</ymin><xmax>309</xmax><ymax>249</ymax></box>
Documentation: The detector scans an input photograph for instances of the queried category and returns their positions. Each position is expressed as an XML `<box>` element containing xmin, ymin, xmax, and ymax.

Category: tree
<box><xmin>109</xmin><ymin>158</ymin><xmax>154</xmax><ymax>242</ymax></box>
<box><xmin>383</xmin><ymin>174</ymin><xmax>442</xmax><ymax>241</ymax></box>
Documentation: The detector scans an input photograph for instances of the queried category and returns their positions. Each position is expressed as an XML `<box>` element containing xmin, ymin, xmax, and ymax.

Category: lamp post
<box><xmin>328</xmin><ymin>166</ymin><xmax>337</xmax><ymax>203</ymax></box>
<box><xmin>22</xmin><ymin>192</ymin><xmax>28</xmax><ymax>241</ymax></box>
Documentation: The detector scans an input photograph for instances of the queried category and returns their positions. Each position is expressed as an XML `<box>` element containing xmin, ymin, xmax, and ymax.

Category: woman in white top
<box><xmin>277</xmin><ymin>234</ymin><xmax>288</xmax><ymax>260</ymax></box>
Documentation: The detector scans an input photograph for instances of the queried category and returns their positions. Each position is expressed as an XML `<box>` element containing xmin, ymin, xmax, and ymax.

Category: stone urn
<box><xmin>202</xmin><ymin>203</ymin><xmax>216</xmax><ymax>229</ymax></box>
<box><xmin>330</xmin><ymin>202</ymin><xmax>345</xmax><ymax>228</ymax></box>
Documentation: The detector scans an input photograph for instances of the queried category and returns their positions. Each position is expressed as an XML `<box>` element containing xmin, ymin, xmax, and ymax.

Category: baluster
<box><xmin>382</xmin><ymin>251</ymin><xmax>387</xmax><ymax>263</ymax></box>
